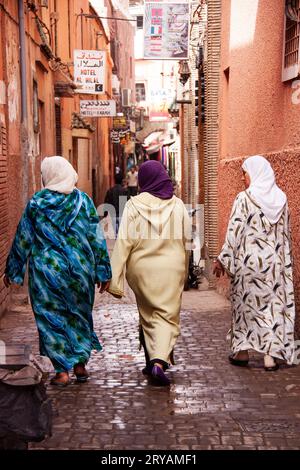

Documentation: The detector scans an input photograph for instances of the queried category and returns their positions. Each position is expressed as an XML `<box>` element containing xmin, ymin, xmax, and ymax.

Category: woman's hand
<box><xmin>3</xmin><ymin>274</ymin><xmax>11</xmax><ymax>288</ymax></box>
<box><xmin>97</xmin><ymin>281</ymin><xmax>111</xmax><ymax>294</ymax></box>
<box><xmin>3</xmin><ymin>275</ymin><xmax>11</xmax><ymax>288</ymax></box>
<box><xmin>213</xmin><ymin>259</ymin><xmax>225</xmax><ymax>278</ymax></box>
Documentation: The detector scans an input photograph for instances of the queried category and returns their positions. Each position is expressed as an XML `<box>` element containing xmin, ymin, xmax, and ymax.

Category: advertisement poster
<box><xmin>80</xmin><ymin>100</ymin><xmax>116</xmax><ymax>117</ymax></box>
<box><xmin>149</xmin><ymin>88</ymin><xmax>174</xmax><ymax>122</ymax></box>
<box><xmin>74</xmin><ymin>50</ymin><xmax>106</xmax><ymax>94</ymax></box>
<box><xmin>144</xmin><ymin>2</ymin><xmax>189</xmax><ymax>59</ymax></box>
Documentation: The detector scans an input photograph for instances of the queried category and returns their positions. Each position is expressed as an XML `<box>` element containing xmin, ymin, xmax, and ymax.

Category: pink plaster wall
<box><xmin>217</xmin><ymin>0</ymin><xmax>300</xmax><ymax>335</ymax></box>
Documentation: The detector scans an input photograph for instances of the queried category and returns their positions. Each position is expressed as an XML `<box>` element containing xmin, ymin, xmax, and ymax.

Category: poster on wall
<box><xmin>144</xmin><ymin>2</ymin><xmax>189</xmax><ymax>59</ymax></box>
<box><xmin>80</xmin><ymin>100</ymin><xmax>116</xmax><ymax>117</ymax></box>
<box><xmin>74</xmin><ymin>50</ymin><xmax>106</xmax><ymax>94</ymax></box>
<box><xmin>149</xmin><ymin>88</ymin><xmax>174</xmax><ymax>122</ymax></box>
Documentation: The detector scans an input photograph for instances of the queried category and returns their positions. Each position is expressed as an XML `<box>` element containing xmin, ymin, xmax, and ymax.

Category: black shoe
<box><xmin>142</xmin><ymin>365</ymin><xmax>152</xmax><ymax>376</ymax></box>
<box><xmin>151</xmin><ymin>365</ymin><xmax>170</xmax><ymax>386</ymax></box>
<box><xmin>228</xmin><ymin>354</ymin><xmax>249</xmax><ymax>367</ymax></box>
<box><xmin>264</xmin><ymin>363</ymin><xmax>279</xmax><ymax>372</ymax></box>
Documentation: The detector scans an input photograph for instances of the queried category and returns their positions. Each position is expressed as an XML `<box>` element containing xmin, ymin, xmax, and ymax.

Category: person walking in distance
<box><xmin>104</xmin><ymin>173</ymin><xmax>128</xmax><ymax>236</ymax></box>
<box><xmin>126</xmin><ymin>166</ymin><xmax>138</xmax><ymax>198</ymax></box>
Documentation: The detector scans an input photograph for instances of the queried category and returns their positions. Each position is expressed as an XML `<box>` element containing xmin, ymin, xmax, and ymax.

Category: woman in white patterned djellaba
<box><xmin>214</xmin><ymin>155</ymin><xmax>296</xmax><ymax>371</ymax></box>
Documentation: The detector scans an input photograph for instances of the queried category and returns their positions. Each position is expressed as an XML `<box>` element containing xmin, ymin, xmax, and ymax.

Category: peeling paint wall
<box><xmin>0</xmin><ymin>0</ymin><xmax>56</xmax><ymax>317</ymax></box>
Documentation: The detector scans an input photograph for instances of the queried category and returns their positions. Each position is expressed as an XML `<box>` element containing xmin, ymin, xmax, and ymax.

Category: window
<box><xmin>135</xmin><ymin>83</ymin><xmax>146</xmax><ymax>103</ymax></box>
<box><xmin>136</xmin><ymin>15</ymin><xmax>143</xmax><ymax>29</ymax></box>
<box><xmin>282</xmin><ymin>0</ymin><xmax>300</xmax><ymax>81</ymax></box>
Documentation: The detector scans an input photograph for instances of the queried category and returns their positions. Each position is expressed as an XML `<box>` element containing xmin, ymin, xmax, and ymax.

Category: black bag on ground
<box><xmin>0</xmin><ymin>381</ymin><xmax>52</xmax><ymax>448</ymax></box>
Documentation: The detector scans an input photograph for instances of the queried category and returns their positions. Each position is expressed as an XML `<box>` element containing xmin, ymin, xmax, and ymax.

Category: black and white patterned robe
<box><xmin>219</xmin><ymin>191</ymin><xmax>296</xmax><ymax>364</ymax></box>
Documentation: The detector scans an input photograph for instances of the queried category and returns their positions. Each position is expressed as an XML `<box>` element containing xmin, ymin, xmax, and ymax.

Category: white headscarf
<box><xmin>41</xmin><ymin>156</ymin><xmax>78</xmax><ymax>194</ymax></box>
<box><xmin>242</xmin><ymin>155</ymin><xmax>287</xmax><ymax>224</ymax></box>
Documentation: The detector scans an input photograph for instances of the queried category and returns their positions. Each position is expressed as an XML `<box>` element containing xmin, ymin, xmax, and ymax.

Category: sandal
<box><xmin>228</xmin><ymin>354</ymin><xmax>249</xmax><ymax>367</ymax></box>
<box><xmin>74</xmin><ymin>363</ymin><xmax>89</xmax><ymax>383</ymax></box>
<box><xmin>50</xmin><ymin>372</ymin><xmax>71</xmax><ymax>387</ymax></box>
<box><xmin>264</xmin><ymin>356</ymin><xmax>279</xmax><ymax>372</ymax></box>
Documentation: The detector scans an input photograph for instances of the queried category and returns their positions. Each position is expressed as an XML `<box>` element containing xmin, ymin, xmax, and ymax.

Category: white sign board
<box><xmin>80</xmin><ymin>100</ymin><xmax>116</xmax><ymax>117</ymax></box>
<box><xmin>74</xmin><ymin>50</ymin><xmax>106</xmax><ymax>94</ymax></box>
<box><xmin>144</xmin><ymin>3</ymin><xmax>189</xmax><ymax>60</ymax></box>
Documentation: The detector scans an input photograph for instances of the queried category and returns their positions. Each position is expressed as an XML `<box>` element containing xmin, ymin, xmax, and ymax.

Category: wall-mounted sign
<box><xmin>80</xmin><ymin>100</ymin><xmax>116</xmax><ymax>117</ymax></box>
<box><xmin>144</xmin><ymin>3</ymin><xmax>189</xmax><ymax>60</ymax></box>
<box><xmin>110</xmin><ymin>128</ymin><xmax>131</xmax><ymax>144</ymax></box>
<box><xmin>149</xmin><ymin>88</ymin><xmax>174</xmax><ymax>122</ymax></box>
<box><xmin>113</xmin><ymin>116</ymin><xmax>128</xmax><ymax>129</ymax></box>
<box><xmin>74</xmin><ymin>50</ymin><xmax>106</xmax><ymax>94</ymax></box>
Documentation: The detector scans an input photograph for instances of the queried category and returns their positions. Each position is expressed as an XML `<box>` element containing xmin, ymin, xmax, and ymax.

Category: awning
<box><xmin>142</xmin><ymin>131</ymin><xmax>164</xmax><ymax>147</ymax></box>
<box><xmin>146</xmin><ymin>143</ymin><xmax>162</xmax><ymax>155</ymax></box>
<box><xmin>162</xmin><ymin>140</ymin><xmax>175</xmax><ymax>147</ymax></box>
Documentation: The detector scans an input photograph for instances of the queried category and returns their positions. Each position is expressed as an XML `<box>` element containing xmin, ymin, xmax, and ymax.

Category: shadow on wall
<box><xmin>216</xmin><ymin>0</ymin><xmax>300</xmax><ymax>337</ymax></box>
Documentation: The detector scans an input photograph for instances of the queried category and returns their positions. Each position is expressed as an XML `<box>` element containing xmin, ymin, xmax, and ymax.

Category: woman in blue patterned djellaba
<box><xmin>4</xmin><ymin>156</ymin><xmax>112</xmax><ymax>387</ymax></box>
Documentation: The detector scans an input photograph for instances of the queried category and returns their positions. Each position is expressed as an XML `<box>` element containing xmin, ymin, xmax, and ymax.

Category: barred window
<box><xmin>136</xmin><ymin>16</ymin><xmax>144</xmax><ymax>29</ymax></box>
<box><xmin>283</xmin><ymin>0</ymin><xmax>300</xmax><ymax>81</ymax></box>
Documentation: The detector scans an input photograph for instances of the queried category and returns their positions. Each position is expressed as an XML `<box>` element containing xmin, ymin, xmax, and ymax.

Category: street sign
<box><xmin>113</xmin><ymin>116</ymin><xmax>128</xmax><ymax>129</ymax></box>
<box><xmin>74</xmin><ymin>50</ymin><xmax>106</xmax><ymax>94</ymax></box>
<box><xmin>144</xmin><ymin>2</ymin><xmax>190</xmax><ymax>60</ymax></box>
<box><xmin>80</xmin><ymin>100</ymin><xmax>116</xmax><ymax>117</ymax></box>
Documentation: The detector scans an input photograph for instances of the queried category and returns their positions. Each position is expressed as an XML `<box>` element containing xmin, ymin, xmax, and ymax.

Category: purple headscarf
<box><xmin>138</xmin><ymin>160</ymin><xmax>174</xmax><ymax>200</ymax></box>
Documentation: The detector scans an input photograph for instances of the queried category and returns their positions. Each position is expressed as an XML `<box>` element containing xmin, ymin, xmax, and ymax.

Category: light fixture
<box><xmin>178</xmin><ymin>60</ymin><xmax>191</xmax><ymax>85</ymax></box>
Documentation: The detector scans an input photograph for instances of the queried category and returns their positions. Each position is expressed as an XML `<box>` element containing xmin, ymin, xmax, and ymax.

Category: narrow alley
<box><xmin>1</xmin><ymin>0</ymin><xmax>300</xmax><ymax>458</ymax></box>
<box><xmin>1</xmin><ymin>288</ymin><xmax>300</xmax><ymax>451</ymax></box>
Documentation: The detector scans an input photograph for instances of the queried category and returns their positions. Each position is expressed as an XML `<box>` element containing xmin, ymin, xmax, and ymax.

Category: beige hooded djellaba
<box><xmin>108</xmin><ymin>192</ymin><xmax>191</xmax><ymax>365</ymax></box>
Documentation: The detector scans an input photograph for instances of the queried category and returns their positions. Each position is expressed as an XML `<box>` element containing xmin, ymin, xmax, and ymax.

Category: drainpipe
<box><xmin>204</xmin><ymin>0</ymin><xmax>222</xmax><ymax>287</ymax></box>
<box><xmin>18</xmin><ymin>0</ymin><xmax>29</xmax><ymax>205</ymax></box>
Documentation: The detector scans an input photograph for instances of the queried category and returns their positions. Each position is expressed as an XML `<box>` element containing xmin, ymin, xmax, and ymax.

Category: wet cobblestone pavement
<box><xmin>1</xmin><ymin>292</ymin><xmax>300</xmax><ymax>450</ymax></box>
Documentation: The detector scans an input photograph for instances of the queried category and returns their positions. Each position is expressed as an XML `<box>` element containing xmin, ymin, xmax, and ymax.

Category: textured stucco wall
<box><xmin>219</xmin><ymin>0</ymin><xmax>300</xmax><ymax>158</ymax></box>
<box><xmin>217</xmin><ymin>0</ymin><xmax>300</xmax><ymax>335</ymax></box>
<box><xmin>218</xmin><ymin>151</ymin><xmax>300</xmax><ymax>337</ymax></box>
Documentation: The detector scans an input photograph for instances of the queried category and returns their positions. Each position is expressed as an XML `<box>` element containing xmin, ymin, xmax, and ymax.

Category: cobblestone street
<box><xmin>1</xmin><ymin>287</ymin><xmax>300</xmax><ymax>451</ymax></box>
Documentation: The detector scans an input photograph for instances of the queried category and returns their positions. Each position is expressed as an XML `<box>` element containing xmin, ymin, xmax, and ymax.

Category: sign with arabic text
<box><xmin>74</xmin><ymin>50</ymin><xmax>106</xmax><ymax>94</ymax></box>
<box><xmin>110</xmin><ymin>128</ymin><xmax>131</xmax><ymax>144</ymax></box>
<box><xmin>144</xmin><ymin>3</ymin><xmax>189</xmax><ymax>59</ymax></box>
<box><xmin>80</xmin><ymin>100</ymin><xmax>116</xmax><ymax>117</ymax></box>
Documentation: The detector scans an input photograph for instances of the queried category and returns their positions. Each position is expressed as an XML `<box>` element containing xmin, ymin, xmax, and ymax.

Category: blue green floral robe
<box><xmin>5</xmin><ymin>189</ymin><xmax>112</xmax><ymax>372</ymax></box>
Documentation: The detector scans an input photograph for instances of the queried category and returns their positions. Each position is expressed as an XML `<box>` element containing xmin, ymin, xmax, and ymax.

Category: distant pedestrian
<box><xmin>4</xmin><ymin>156</ymin><xmax>112</xmax><ymax>386</ymax></box>
<box><xmin>126</xmin><ymin>166</ymin><xmax>138</xmax><ymax>197</ymax></box>
<box><xmin>214</xmin><ymin>155</ymin><xmax>296</xmax><ymax>371</ymax></box>
<box><xmin>104</xmin><ymin>173</ymin><xmax>128</xmax><ymax>235</ymax></box>
<box><xmin>108</xmin><ymin>161</ymin><xmax>191</xmax><ymax>385</ymax></box>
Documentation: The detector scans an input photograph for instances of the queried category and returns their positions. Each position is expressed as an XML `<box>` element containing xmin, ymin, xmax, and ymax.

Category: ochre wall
<box><xmin>217</xmin><ymin>0</ymin><xmax>300</xmax><ymax>334</ymax></box>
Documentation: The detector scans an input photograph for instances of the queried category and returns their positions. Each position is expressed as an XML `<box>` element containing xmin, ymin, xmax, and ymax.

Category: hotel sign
<box><xmin>74</xmin><ymin>50</ymin><xmax>106</xmax><ymax>94</ymax></box>
<box><xmin>80</xmin><ymin>100</ymin><xmax>116</xmax><ymax>117</ymax></box>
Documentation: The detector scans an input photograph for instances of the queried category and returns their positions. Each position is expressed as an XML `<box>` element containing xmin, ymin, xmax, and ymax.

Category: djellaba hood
<box><xmin>129</xmin><ymin>192</ymin><xmax>177</xmax><ymax>236</ymax></box>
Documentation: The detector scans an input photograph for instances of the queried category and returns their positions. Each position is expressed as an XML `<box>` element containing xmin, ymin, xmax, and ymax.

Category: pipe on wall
<box><xmin>204</xmin><ymin>0</ymin><xmax>222</xmax><ymax>286</ymax></box>
<box><xmin>18</xmin><ymin>0</ymin><xmax>29</xmax><ymax>205</ymax></box>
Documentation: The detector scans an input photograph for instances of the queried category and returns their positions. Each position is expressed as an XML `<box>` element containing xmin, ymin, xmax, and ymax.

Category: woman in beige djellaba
<box><xmin>108</xmin><ymin>161</ymin><xmax>191</xmax><ymax>386</ymax></box>
<box><xmin>214</xmin><ymin>155</ymin><xmax>296</xmax><ymax>371</ymax></box>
